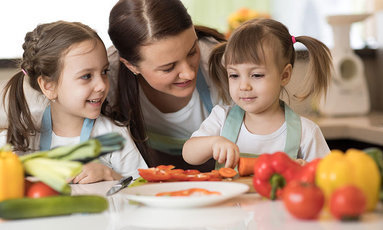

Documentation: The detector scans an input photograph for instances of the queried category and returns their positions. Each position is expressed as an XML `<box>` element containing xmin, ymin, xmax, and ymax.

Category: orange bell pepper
<box><xmin>0</xmin><ymin>145</ymin><xmax>24</xmax><ymax>201</ymax></box>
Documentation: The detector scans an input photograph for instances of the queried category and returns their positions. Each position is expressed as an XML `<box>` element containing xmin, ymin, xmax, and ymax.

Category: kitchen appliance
<box><xmin>319</xmin><ymin>14</ymin><xmax>371</xmax><ymax>116</ymax></box>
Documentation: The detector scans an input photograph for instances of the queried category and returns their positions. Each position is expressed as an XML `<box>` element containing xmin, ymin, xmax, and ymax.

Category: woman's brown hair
<box><xmin>209</xmin><ymin>18</ymin><xmax>333</xmax><ymax>103</ymax></box>
<box><xmin>2</xmin><ymin>21</ymin><xmax>103</xmax><ymax>152</ymax></box>
<box><xmin>107</xmin><ymin>0</ymin><xmax>226</xmax><ymax>166</ymax></box>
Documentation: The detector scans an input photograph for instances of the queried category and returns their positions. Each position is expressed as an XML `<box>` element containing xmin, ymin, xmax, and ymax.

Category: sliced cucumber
<box><xmin>0</xmin><ymin>195</ymin><xmax>108</xmax><ymax>220</ymax></box>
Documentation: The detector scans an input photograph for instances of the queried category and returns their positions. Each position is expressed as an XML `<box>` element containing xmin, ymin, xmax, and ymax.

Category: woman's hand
<box><xmin>212</xmin><ymin>137</ymin><xmax>240</xmax><ymax>168</ymax></box>
<box><xmin>71</xmin><ymin>162</ymin><xmax>122</xmax><ymax>184</ymax></box>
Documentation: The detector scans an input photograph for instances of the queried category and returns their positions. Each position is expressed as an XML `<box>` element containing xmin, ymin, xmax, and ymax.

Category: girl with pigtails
<box><xmin>183</xmin><ymin>18</ymin><xmax>333</xmax><ymax>169</ymax></box>
<box><xmin>0</xmin><ymin>21</ymin><xmax>147</xmax><ymax>183</ymax></box>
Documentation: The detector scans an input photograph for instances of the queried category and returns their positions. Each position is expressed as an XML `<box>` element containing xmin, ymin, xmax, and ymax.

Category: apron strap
<box><xmin>39</xmin><ymin>105</ymin><xmax>95</xmax><ymax>150</ymax></box>
<box><xmin>196</xmin><ymin>66</ymin><xmax>213</xmax><ymax>113</ymax></box>
<box><xmin>283</xmin><ymin>102</ymin><xmax>301</xmax><ymax>158</ymax></box>
<box><xmin>216</xmin><ymin>105</ymin><xmax>245</xmax><ymax>169</ymax></box>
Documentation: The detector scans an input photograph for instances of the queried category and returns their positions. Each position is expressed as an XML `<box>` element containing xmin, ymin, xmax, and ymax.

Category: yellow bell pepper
<box><xmin>0</xmin><ymin>147</ymin><xmax>24</xmax><ymax>201</ymax></box>
<box><xmin>316</xmin><ymin>149</ymin><xmax>381</xmax><ymax>211</ymax></box>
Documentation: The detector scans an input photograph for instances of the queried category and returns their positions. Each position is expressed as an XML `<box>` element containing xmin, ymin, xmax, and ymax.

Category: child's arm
<box><xmin>71</xmin><ymin>162</ymin><xmax>122</xmax><ymax>184</ymax></box>
<box><xmin>182</xmin><ymin>136</ymin><xmax>240</xmax><ymax>168</ymax></box>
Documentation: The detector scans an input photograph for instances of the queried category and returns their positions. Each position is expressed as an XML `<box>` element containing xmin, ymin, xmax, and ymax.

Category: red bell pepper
<box><xmin>253</xmin><ymin>152</ymin><xmax>302</xmax><ymax>200</ymax></box>
<box><xmin>293</xmin><ymin>158</ymin><xmax>321</xmax><ymax>184</ymax></box>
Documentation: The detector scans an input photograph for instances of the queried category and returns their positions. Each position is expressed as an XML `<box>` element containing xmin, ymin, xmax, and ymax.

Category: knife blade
<box><xmin>106</xmin><ymin>176</ymin><xmax>133</xmax><ymax>196</ymax></box>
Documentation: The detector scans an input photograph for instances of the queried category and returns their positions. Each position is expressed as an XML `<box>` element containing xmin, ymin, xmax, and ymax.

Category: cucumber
<box><xmin>0</xmin><ymin>195</ymin><xmax>108</xmax><ymax>220</ymax></box>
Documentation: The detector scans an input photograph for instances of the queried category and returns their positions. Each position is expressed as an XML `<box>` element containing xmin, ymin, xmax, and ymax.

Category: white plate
<box><xmin>119</xmin><ymin>181</ymin><xmax>249</xmax><ymax>208</ymax></box>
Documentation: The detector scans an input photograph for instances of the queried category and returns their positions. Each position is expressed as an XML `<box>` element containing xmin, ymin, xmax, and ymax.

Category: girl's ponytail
<box><xmin>3</xmin><ymin>70</ymin><xmax>36</xmax><ymax>151</ymax></box>
<box><xmin>208</xmin><ymin>42</ymin><xmax>231</xmax><ymax>105</ymax></box>
<box><xmin>294</xmin><ymin>36</ymin><xmax>333</xmax><ymax>102</ymax></box>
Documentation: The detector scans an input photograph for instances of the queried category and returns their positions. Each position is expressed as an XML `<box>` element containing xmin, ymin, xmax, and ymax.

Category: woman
<box><xmin>106</xmin><ymin>0</ymin><xmax>229</xmax><ymax>171</ymax></box>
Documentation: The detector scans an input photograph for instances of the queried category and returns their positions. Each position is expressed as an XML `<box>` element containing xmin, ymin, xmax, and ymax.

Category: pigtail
<box><xmin>3</xmin><ymin>70</ymin><xmax>36</xmax><ymax>151</ymax></box>
<box><xmin>294</xmin><ymin>36</ymin><xmax>333</xmax><ymax>102</ymax></box>
<box><xmin>208</xmin><ymin>42</ymin><xmax>231</xmax><ymax>105</ymax></box>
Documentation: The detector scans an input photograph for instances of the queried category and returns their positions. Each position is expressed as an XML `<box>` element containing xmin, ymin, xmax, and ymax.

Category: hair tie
<box><xmin>291</xmin><ymin>36</ymin><xmax>296</xmax><ymax>44</ymax></box>
<box><xmin>21</xmin><ymin>69</ymin><xmax>28</xmax><ymax>76</ymax></box>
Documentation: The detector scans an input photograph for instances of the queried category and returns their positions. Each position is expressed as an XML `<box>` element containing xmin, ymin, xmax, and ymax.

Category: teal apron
<box><xmin>40</xmin><ymin>105</ymin><xmax>94</xmax><ymax>150</ymax></box>
<box><xmin>215</xmin><ymin>101</ymin><xmax>302</xmax><ymax>169</ymax></box>
<box><xmin>147</xmin><ymin>66</ymin><xmax>213</xmax><ymax>156</ymax></box>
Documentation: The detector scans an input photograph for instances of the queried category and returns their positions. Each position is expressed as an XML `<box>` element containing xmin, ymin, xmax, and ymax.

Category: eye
<box><xmin>187</xmin><ymin>48</ymin><xmax>197</xmax><ymax>57</ymax></box>
<box><xmin>228</xmin><ymin>74</ymin><xmax>239</xmax><ymax>78</ymax></box>
<box><xmin>81</xmin><ymin>73</ymin><xmax>92</xmax><ymax>80</ymax></box>
<box><xmin>102</xmin><ymin>68</ymin><xmax>110</xmax><ymax>76</ymax></box>
<box><xmin>251</xmin><ymin>73</ymin><xmax>264</xmax><ymax>78</ymax></box>
<box><xmin>162</xmin><ymin>64</ymin><xmax>175</xmax><ymax>73</ymax></box>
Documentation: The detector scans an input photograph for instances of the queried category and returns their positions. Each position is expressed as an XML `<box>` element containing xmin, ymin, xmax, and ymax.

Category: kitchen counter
<box><xmin>308</xmin><ymin>112</ymin><xmax>383</xmax><ymax>146</ymax></box>
<box><xmin>1</xmin><ymin>180</ymin><xmax>382</xmax><ymax>230</ymax></box>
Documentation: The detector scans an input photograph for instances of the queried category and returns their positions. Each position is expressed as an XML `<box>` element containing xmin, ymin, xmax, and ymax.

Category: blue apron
<box><xmin>215</xmin><ymin>101</ymin><xmax>302</xmax><ymax>169</ymax></box>
<box><xmin>39</xmin><ymin>105</ymin><xmax>95</xmax><ymax>150</ymax></box>
<box><xmin>147</xmin><ymin>66</ymin><xmax>213</xmax><ymax>156</ymax></box>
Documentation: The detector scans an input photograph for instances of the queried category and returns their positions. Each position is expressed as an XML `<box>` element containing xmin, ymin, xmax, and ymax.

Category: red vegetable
<box><xmin>330</xmin><ymin>185</ymin><xmax>366</xmax><ymax>221</ymax></box>
<box><xmin>27</xmin><ymin>181</ymin><xmax>60</xmax><ymax>198</ymax></box>
<box><xmin>218</xmin><ymin>168</ymin><xmax>237</xmax><ymax>178</ymax></box>
<box><xmin>293</xmin><ymin>158</ymin><xmax>321</xmax><ymax>184</ymax></box>
<box><xmin>138</xmin><ymin>168</ymin><xmax>171</xmax><ymax>182</ymax></box>
<box><xmin>283</xmin><ymin>181</ymin><xmax>324</xmax><ymax>219</ymax></box>
<box><xmin>253</xmin><ymin>152</ymin><xmax>301</xmax><ymax>200</ymax></box>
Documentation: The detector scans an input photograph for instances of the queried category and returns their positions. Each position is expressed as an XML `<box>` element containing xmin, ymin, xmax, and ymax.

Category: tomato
<box><xmin>329</xmin><ymin>185</ymin><xmax>366</xmax><ymax>220</ymax></box>
<box><xmin>138</xmin><ymin>168</ymin><xmax>171</xmax><ymax>182</ymax></box>
<box><xmin>282</xmin><ymin>181</ymin><xmax>324</xmax><ymax>220</ymax></box>
<box><xmin>24</xmin><ymin>178</ymin><xmax>34</xmax><ymax>196</ymax></box>
<box><xmin>27</xmin><ymin>181</ymin><xmax>60</xmax><ymax>198</ymax></box>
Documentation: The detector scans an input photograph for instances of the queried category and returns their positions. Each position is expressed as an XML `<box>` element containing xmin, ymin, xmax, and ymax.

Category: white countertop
<box><xmin>1</xmin><ymin>181</ymin><xmax>382</xmax><ymax>230</ymax></box>
<box><xmin>308</xmin><ymin>112</ymin><xmax>383</xmax><ymax>146</ymax></box>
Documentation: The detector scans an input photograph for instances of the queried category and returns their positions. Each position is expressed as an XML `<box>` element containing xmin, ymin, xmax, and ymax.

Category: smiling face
<box><xmin>131</xmin><ymin>27</ymin><xmax>200</xmax><ymax>99</ymax></box>
<box><xmin>50</xmin><ymin>39</ymin><xmax>109</xmax><ymax>123</ymax></box>
<box><xmin>227</xmin><ymin>49</ymin><xmax>291</xmax><ymax>115</ymax></box>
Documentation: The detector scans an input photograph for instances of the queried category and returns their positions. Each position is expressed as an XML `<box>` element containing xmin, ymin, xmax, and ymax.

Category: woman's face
<box><xmin>134</xmin><ymin>27</ymin><xmax>200</xmax><ymax>99</ymax></box>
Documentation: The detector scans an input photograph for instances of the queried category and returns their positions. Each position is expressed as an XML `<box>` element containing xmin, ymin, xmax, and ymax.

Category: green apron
<box><xmin>215</xmin><ymin>101</ymin><xmax>302</xmax><ymax>169</ymax></box>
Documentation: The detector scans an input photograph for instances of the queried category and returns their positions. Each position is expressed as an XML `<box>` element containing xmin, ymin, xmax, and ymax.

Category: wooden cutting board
<box><xmin>226</xmin><ymin>176</ymin><xmax>255</xmax><ymax>193</ymax></box>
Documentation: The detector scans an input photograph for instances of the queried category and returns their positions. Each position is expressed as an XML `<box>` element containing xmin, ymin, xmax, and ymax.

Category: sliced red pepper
<box><xmin>156</xmin><ymin>188</ymin><xmax>221</xmax><ymax>197</ymax></box>
<box><xmin>156</xmin><ymin>165</ymin><xmax>175</xmax><ymax>171</ymax></box>
<box><xmin>184</xmin><ymin>169</ymin><xmax>201</xmax><ymax>175</ymax></box>
<box><xmin>168</xmin><ymin>169</ymin><xmax>189</xmax><ymax>181</ymax></box>
<box><xmin>138</xmin><ymin>168</ymin><xmax>171</xmax><ymax>182</ymax></box>
<box><xmin>186</xmin><ymin>173</ymin><xmax>210</xmax><ymax>181</ymax></box>
<box><xmin>253</xmin><ymin>152</ymin><xmax>302</xmax><ymax>200</ymax></box>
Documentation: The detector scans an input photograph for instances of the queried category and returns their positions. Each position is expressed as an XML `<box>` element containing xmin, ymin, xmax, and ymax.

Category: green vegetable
<box><xmin>19</xmin><ymin>132</ymin><xmax>127</xmax><ymax>194</ymax></box>
<box><xmin>0</xmin><ymin>195</ymin><xmax>108</xmax><ymax>220</ymax></box>
<box><xmin>128</xmin><ymin>177</ymin><xmax>147</xmax><ymax>187</ymax></box>
<box><xmin>364</xmin><ymin>147</ymin><xmax>383</xmax><ymax>201</ymax></box>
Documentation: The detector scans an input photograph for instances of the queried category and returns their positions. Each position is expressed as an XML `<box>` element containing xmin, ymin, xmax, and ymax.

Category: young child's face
<box><xmin>54</xmin><ymin>39</ymin><xmax>109</xmax><ymax>121</ymax></box>
<box><xmin>226</xmin><ymin>52</ymin><xmax>287</xmax><ymax>115</ymax></box>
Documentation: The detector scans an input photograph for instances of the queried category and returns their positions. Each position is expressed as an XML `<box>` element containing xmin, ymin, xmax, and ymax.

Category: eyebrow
<box><xmin>155</xmin><ymin>39</ymin><xmax>198</xmax><ymax>70</ymax></box>
<box><xmin>75</xmin><ymin>62</ymin><xmax>110</xmax><ymax>75</ymax></box>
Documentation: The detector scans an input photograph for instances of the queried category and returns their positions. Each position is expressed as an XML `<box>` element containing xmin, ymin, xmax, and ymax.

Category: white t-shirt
<box><xmin>0</xmin><ymin>115</ymin><xmax>147</xmax><ymax>179</ymax></box>
<box><xmin>191</xmin><ymin>105</ymin><xmax>330</xmax><ymax>162</ymax></box>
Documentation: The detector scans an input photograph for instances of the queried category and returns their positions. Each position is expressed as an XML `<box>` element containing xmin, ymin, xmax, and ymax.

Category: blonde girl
<box><xmin>183</xmin><ymin>18</ymin><xmax>332</xmax><ymax>168</ymax></box>
<box><xmin>1</xmin><ymin>21</ymin><xmax>147</xmax><ymax>183</ymax></box>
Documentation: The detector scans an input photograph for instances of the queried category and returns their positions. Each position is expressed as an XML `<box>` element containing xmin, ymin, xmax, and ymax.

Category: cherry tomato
<box><xmin>282</xmin><ymin>181</ymin><xmax>324</xmax><ymax>220</ymax></box>
<box><xmin>27</xmin><ymin>181</ymin><xmax>60</xmax><ymax>198</ymax></box>
<box><xmin>329</xmin><ymin>185</ymin><xmax>366</xmax><ymax>220</ymax></box>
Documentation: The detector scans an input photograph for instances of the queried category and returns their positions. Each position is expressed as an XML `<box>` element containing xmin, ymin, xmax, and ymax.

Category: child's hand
<box><xmin>71</xmin><ymin>162</ymin><xmax>123</xmax><ymax>184</ymax></box>
<box><xmin>212</xmin><ymin>137</ymin><xmax>240</xmax><ymax>168</ymax></box>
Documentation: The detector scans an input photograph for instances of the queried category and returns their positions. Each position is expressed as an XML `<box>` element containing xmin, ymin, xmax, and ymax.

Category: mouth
<box><xmin>239</xmin><ymin>97</ymin><xmax>257</xmax><ymax>101</ymax></box>
<box><xmin>86</xmin><ymin>98</ymin><xmax>103</xmax><ymax>104</ymax></box>
<box><xmin>173</xmin><ymin>80</ymin><xmax>192</xmax><ymax>87</ymax></box>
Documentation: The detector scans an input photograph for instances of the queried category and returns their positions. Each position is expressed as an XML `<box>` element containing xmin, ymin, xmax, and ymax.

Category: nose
<box><xmin>178</xmin><ymin>61</ymin><xmax>195</xmax><ymax>80</ymax></box>
<box><xmin>239</xmin><ymin>77</ymin><xmax>252</xmax><ymax>91</ymax></box>
<box><xmin>94</xmin><ymin>75</ymin><xmax>108</xmax><ymax>93</ymax></box>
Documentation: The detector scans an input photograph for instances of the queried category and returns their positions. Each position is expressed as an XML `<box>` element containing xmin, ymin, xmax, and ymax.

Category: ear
<box><xmin>119</xmin><ymin>57</ymin><xmax>140</xmax><ymax>75</ymax></box>
<box><xmin>37</xmin><ymin>76</ymin><xmax>57</xmax><ymax>100</ymax></box>
<box><xmin>280</xmin><ymin>64</ymin><xmax>292</xmax><ymax>87</ymax></box>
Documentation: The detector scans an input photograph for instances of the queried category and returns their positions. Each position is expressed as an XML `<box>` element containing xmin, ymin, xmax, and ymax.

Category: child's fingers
<box><xmin>72</xmin><ymin>172</ymin><xmax>87</xmax><ymax>184</ymax></box>
<box><xmin>217</xmin><ymin>149</ymin><xmax>227</xmax><ymax>164</ymax></box>
<box><xmin>225</xmin><ymin>149</ymin><xmax>236</xmax><ymax>168</ymax></box>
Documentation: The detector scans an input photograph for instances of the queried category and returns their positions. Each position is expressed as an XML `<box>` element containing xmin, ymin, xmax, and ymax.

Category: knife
<box><xmin>106</xmin><ymin>176</ymin><xmax>133</xmax><ymax>196</ymax></box>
